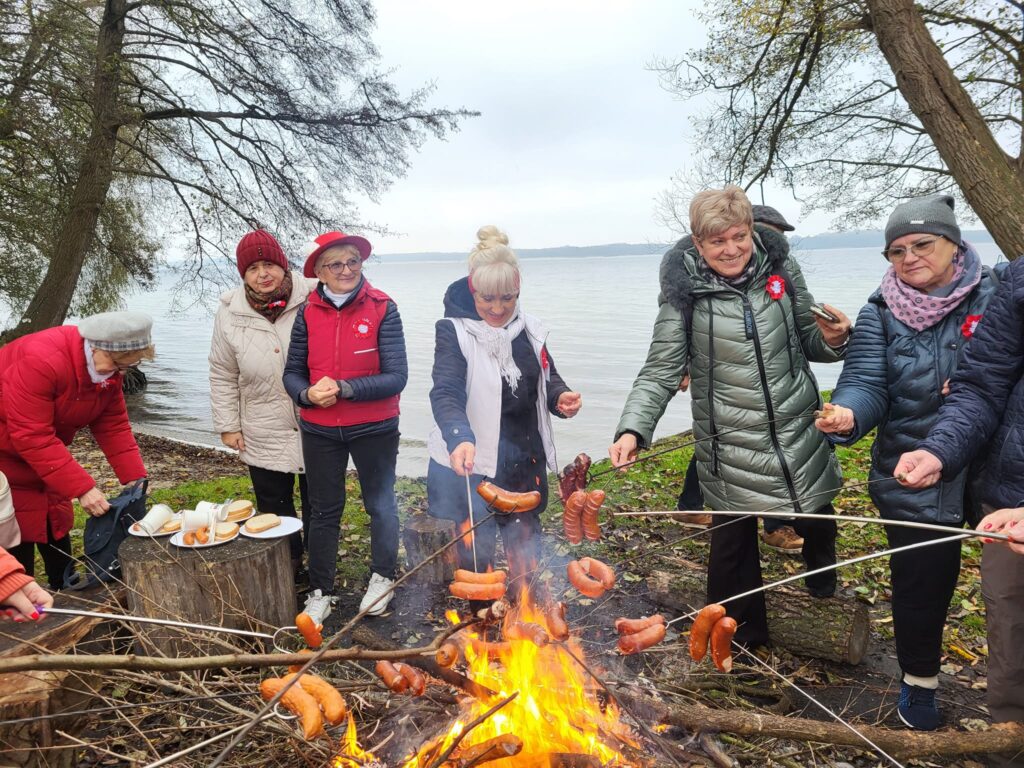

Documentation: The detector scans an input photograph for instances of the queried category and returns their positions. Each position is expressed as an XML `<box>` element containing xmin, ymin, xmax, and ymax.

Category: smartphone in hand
<box><xmin>809</xmin><ymin>303</ymin><xmax>840</xmax><ymax>323</ymax></box>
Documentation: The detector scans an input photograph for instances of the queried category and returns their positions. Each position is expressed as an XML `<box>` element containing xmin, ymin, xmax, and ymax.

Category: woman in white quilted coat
<box><xmin>209</xmin><ymin>230</ymin><xmax>315</xmax><ymax>575</ymax></box>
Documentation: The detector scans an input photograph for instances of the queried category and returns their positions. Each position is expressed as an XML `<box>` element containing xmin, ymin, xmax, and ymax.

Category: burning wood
<box><xmin>449</xmin><ymin>734</ymin><xmax>524</xmax><ymax>767</ymax></box>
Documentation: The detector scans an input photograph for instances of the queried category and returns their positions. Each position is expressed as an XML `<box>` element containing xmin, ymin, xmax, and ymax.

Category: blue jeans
<box><xmin>301</xmin><ymin>424</ymin><xmax>400</xmax><ymax>594</ymax></box>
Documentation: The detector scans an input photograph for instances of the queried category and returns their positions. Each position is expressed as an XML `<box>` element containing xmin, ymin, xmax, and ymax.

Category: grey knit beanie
<box><xmin>884</xmin><ymin>194</ymin><xmax>961</xmax><ymax>249</ymax></box>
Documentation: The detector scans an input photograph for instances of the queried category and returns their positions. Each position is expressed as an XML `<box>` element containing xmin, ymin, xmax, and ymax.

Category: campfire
<box><xmin>335</xmin><ymin>589</ymin><xmax>637</xmax><ymax>768</ymax></box>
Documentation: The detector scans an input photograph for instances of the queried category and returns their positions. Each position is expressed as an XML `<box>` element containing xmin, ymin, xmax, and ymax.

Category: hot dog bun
<box><xmin>215</xmin><ymin>521</ymin><xmax>239</xmax><ymax>541</ymax></box>
<box><xmin>245</xmin><ymin>513</ymin><xmax>281</xmax><ymax>533</ymax></box>
<box><xmin>225</xmin><ymin>499</ymin><xmax>254</xmax><ymax>522</ymax></box>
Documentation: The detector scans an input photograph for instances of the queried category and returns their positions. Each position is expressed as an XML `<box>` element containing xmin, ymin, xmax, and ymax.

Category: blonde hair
<box><xmin>689</xmin><ymin>185</ymin><xmax>754</xmax><ymax>240</ymax></box>
<box><xmin>468</xmin><ymin>225</ymin><xmax>520</xmax><ymax>296</ymax></box>
<box><xmin>314</xmin><ymin>244</ymin><xmax>362</xmax><ymax>273</ymax></box>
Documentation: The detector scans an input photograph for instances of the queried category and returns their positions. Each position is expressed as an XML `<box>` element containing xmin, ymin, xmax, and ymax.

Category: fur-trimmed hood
<box><xmin>658</xmin><ymin>224</ymin><xmax>792</xmax><ymax>315</ymax></box>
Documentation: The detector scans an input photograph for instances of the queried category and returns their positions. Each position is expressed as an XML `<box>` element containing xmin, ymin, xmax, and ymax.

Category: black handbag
<box><xmin>63</xmin><ymin>479</ymin><xmax>148</xmax><ymax>590</ymax></box>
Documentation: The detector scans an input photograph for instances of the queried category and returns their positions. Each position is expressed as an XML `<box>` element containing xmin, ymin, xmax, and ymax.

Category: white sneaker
<box><xmin>359</xmin><ymin>573</ymin><xmax>395</xmax><ymax>616</ymax></box>
<box><xmin>302</xmin><ymin>589</ymin><xmax>333</xmax><ymax>627</ymax></box>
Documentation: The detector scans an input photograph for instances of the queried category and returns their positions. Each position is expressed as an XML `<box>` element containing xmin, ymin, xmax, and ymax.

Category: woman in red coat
<box><xmin>0</xmin><ymin>311</ymin><xmax>151</xmax><ymax>589</ymax></box>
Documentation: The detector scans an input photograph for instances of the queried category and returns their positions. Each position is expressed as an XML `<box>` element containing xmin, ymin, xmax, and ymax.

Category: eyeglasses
<box><xmin>321</xmin><ymin>257</ymin><xmax>362</xmax><ymax>276</ymax></box>
<box><xmin>882</xmin><ymin>237</ymin><xmax>942</xmax><ymax>262</ymax></box>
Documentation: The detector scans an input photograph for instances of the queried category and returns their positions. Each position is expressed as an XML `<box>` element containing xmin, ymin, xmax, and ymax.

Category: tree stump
<box><xmin>402</xmin><ymin>513</ymin><xmax>456</xmax><ymax>584</ymax></box>
<box><xmin>119</xmin><ymin>534</ymin><xmax>294</xmax><ymax>656</ymax></box>
<box><xmin>647</xmin><ymin>563</ymin><xmax>870</xmax><ymax>665</ymax></box>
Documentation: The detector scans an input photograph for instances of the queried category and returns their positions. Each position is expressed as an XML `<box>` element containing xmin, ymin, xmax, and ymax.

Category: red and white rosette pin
<box><xmin>961</xmin><ymin>314</ymin><xmax>983</xmax><ymax>338</ymax></box>
<box><xmin>765</xmin><ymin>275</ymin><xmax>786</xmax><ymax>300</ymax></box>
<box><xmin>352</xmin><ymin>317</ymin><xmax>374</xmax><ymax>339</ymax></box>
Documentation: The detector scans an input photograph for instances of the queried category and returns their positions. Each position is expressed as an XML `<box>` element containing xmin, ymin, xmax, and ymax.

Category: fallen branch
<box><xmin>614</xmin><ymin>685</ymin><xmax>1024</xmax><ymax>760</ymax></box>
<box><xmin>0</xmin><ymin>620</ymin><xmax>476</xmax><ymax>675</ymax></box>
<box><xmin>425</xmin><ymin>692</ymin><xmax>519</xmax><ymax>768</ymax></box>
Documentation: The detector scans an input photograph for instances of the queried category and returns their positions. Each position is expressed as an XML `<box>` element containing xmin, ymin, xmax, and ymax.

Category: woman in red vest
<box><xmin>0</xmin><ymin>311</ymin><xmax>150</xmax><ymax>589</ymax></box>
<box><xmin>283</xmin><ymin>232</ymin><xmax>408</xmax><ymax>626</ymax></box>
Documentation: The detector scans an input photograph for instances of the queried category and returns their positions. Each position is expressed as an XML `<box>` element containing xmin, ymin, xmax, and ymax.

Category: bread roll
<box><xmin>225</xmin><ymin>500</ymin><xmax>254</xmax><ymax>522</ymax></box>
<box><xmin>245</xmin><ymin>513</ymin><xmax>281</xmax><ymax>533</ymax></box>
<box><xmin>215</xmin><ymin>522</ymin><xmax>239</xmax><ymax>541</ymax></box>
<box><xmin>160</xmin><ymin>518</ymin><xmax>182</xmax><ymax>534</ymax></box>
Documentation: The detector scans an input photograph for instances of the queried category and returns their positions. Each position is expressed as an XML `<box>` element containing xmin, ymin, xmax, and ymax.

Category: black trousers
<box><xmin>426</xmin><ymin>459</ymin><xmax>543</xmax><ymax>594</ymax></box>
<box><xmin>10</xmin><ymin>516</ymin><xmax>73</xmax><ymax>591</ymax></box>
<box><xmin>302</xmin><ymin>426</ymin><xmax>400</xmax><ymax>595</ymax></box>
<box><xmin>247</xmin><ymin>465</ymin><xmax>309</xmax><ymax>561</ymax></box>
<box><xmin>886</xmin><ymin>522</ymin><xmax>963</xmax><ymax>678</ymax></box>
<box><xmin>707</xmin><ymin>504</ymin><xmax>837</xmax><ymax>648</ymax></box>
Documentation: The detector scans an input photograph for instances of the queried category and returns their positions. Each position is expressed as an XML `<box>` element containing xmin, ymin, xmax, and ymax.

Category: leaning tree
<box><xmin>0</xmin><ymin>0</ymin><xmax>472</xmax><ymax>341</ymax></box>
<box><xmin>656</xmin><ymin>0</ymin><xmax>1024</xmax><ymax>258</ymax></box>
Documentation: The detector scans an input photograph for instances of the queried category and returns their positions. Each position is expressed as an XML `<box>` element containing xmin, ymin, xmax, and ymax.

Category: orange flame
<box><xmin>333</xmin><ymin>714</ymin><xmax>378</xmax><ymax>768</ymax></box>
<box><xmin>402</xmin><ymin>589</ymin><xmax>635</xmax><ymax>767</ymax></box>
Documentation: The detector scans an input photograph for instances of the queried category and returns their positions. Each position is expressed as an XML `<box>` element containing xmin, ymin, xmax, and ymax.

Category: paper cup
<box><xmin>138</xmin><ymin>504</ymin><xmax>173</xmax><ymax>535</ymax></box>
<box><xmin>195</xmin><ymin>500</ymin><xmax>228</xmax><ymax>522</ymax></box>
<box><xmin>182</xmin><ymin>508</ymin><xmax>216</xmax><ymax>532</ymax></box>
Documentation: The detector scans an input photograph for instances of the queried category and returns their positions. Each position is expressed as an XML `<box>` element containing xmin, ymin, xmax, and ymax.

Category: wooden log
<box><xmin>403</xmin><ymin>513</ymin><xmax>457</xmax><ymax>584</ymax></box>
<box><xmin>646</xmin><ymin>563</ymin><xmax>869</xmax><ymax>665</ymax></box>
<box><xmin>614</xmin><ymin>685</ymin><xmax>1024</xmax><ymax>760</ymax></box>
<box><xmin>119</xmin><ymin>533</ymin><xmax>294</xmax><ymax>655</ymax></box>
<box><xmin>0</xmin><ymin>586</ymin><xmax>125</xmax><ymax>768</ymax></box>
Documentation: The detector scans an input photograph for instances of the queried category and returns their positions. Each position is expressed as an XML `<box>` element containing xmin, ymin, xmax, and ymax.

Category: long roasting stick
<box><xmin>466</xmin><ymin>473</ymin><xmax>479</xmax><ymax>571</ymax></box>
<box><xmin>665</xmin><ymin>532</ymin><xmax>971</xmax><ymax>627</ymax></box>
<box><xmin>614</xmin><ymin>508</ymin><xmax>1012</xmax><ymax>542</ymax></box>
<box><xmin>588</xmin><ymin>409</ymin><xmax>816</xmax><ymax>480</ymax></box>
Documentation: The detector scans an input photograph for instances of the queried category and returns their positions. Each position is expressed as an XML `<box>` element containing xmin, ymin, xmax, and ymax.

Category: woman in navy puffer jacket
<box><xmin>897</xmin><ymin>254</ymin><xmax>1024</xmax><ymax>731</ymax></box>
<box><xmin>816</xmin><ymin>195</ymin><xmax>1000</xmax><ymax>731</ymax></box>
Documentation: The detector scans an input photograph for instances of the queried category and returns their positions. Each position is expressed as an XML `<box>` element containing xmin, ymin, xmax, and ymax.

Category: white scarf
<box><xmin>461</xmin><ymin>308</ymin><xmax>527</xmax><ymax>393</ymax></box>
<box><xmin>83</xmin><ymin>340</ymin><xmax>115</xmax><ymax>384</ymax></box>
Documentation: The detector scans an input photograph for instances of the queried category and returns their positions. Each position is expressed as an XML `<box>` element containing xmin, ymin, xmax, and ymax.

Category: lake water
<box><xmin>120</xmin><ymin>243</ymin><xmax>1005</xmax><ymax>477</ymax></box>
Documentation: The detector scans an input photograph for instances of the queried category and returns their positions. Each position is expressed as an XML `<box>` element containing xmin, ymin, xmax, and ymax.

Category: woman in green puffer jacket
<box><xmin>609</xmin><ymin>186</ymin><xmax>851</xmax><ymax>648</ymax></box>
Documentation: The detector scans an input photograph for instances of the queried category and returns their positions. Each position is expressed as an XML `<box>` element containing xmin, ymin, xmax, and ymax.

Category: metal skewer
<box><xmin>666</xmin><ymin>532</ymin><xmax>972</xmax><ymax>627</ymax></box>
<box><xmin>42</xmin><ymin>607</ymin><xmax>299</xmax><ymax>650</ymax></box>
<box><xmin>465</xmin><ymin>472</ymin><xmax>478</xmax><ymax>571</ymax></box>
<box><xmin>613</xmin><ymin>508</ymin><xmax>1012</xmax><ymax>542</ymax></box>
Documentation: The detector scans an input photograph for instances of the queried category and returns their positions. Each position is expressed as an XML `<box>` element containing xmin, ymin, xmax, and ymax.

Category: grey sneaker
<box><xmin>360</xmin><ymin>572</ymin><xmax>395</xmax><ymax>616</ymax></box>
<box><xmin>302</xmin><ymin>589</ymin><xmax>333</xmax><ymax>627</ymax></box>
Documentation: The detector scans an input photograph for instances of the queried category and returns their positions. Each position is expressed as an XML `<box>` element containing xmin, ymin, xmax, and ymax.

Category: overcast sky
<box><xmin>359</xmin><ymin>1</ymin><xmax>834</xmax><ymax>253</ymax></box>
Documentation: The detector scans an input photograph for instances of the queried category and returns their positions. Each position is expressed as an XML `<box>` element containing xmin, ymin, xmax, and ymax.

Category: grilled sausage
<box><xmin>563</xmin><ymin>490</ymin><xmax>586</xmax><ymax>544</ymax></box>
<box><xmin>476</xmin><ymin>481</ymin><xmax>541</xmax><ymax>513</ymax></box>
<box><xmin>689</xmin><ymin>604</ymin><xmax>727</xmax><ymax>662</ymax></box>
<box><xmin>615</xmin><ymin>614</ymin><xmax>666</xmax><ymax>635</ymax></box>
<box><xmin>710</xmin><ymin>616</ymin><xmax>738</xmax><ymax>673</ymax></box>
<box><xmin>449</xmin><ymin>580</ymin><xmax>507</xmax><ymax>601</ymax></box>
<box><xmin>567</xmin><ymin>559</ymin><xmax>607</xmax><ymax>598</ymax></box>
<box><xmin>295</xmin><ymin>613</ymin><xmax>323</xmax><ymax>649</ymax></box>
<box><xmin>579</xmin><ymin>556</ymin><xmax>615</xmax><ymax>590</ymax></box>
<box><xmin>435</xmin><ymin>641</ymin><xmax>460</xmax><ymax>668</ymax></box>
<box><xmin>374</xmin><ymin>660</ymin><xmax>408</xmax><ymax>693</ymax></box>
<box><xmin>260</xmin><ymin>677</ymin><xmax>323</xmax><ymax>739</ymax></box>
<box><xmin>395</xmin><ymin>662</ymin><xmax>426</xmax><ymax>696</ymax></box>
<box><xmin>283</xmin><ymin>673</ymin><xmax>347</xmax><ymax>725</ymax></box>
<box><xmin>581</xmin><ymin>489</ymin><xmax>605</xmax><ymax>541</ymax></box>
<box><xmin>546</xmin><ymin>602</ymin><xmax>569</xmax><ymax>641</ymax></box>
<box><xmin>617</xmin><ymin>622</ymin><xmax>667</xmax><ymax>655</ymax></box>
<box><xmin>505</xmin><ymin>621</ymin><xmax>550</xmax><ymax>646</ymax></box>
<box><xmin>453</xmin><ymin>568</ymin><xmax>507</xmax><ymax>584</ymax></box>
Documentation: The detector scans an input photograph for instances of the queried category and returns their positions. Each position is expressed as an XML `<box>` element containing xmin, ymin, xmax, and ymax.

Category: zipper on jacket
<box><xmin>776</xmin><ymin>302</ymin><xmax>796</xmax><ymax>377</ymax></box>
<box><xmin>741</xmin><ymin>293</ymin><xmax>802</xmax><ymax>513</ymax></box>
<box><xmin>706</xmin><ymin>302</ymin><xmax>720</xmax><ymax>476</ymax></box>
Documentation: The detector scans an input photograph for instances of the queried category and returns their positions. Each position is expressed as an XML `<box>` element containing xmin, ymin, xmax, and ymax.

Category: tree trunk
<box><xmin>647</xmin><ymin>565</ymin><xmax>870</xmax><ymax>665</ymax></box>
<box><xmin>867</xmin><ymin>0</ymin><xmax>1024</xmax><ymax>260</ymax></box>
<box><xmin>1</xmin><ymin>0</ymin><xmax>127</xmax><ymax>343</ymax></box>
<box><xmin>403</xmin><ymin>513</ymin><xmax>457</xmax><ymax>584</ymax></box>
<box><xmin>119</xmin><ymin>533</ymin><xmax>295</xmax><ymax>656</ymax></box>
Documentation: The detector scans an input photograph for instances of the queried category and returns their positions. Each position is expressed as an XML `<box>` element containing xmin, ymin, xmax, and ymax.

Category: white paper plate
<box><xmin>224</xmin><ymin>508</ymin><xmax>255</xmax><ymax>524</ymax></box>
<box><xmin>129</xmin><ymin>513</ymin><xmax>183</xmax><ymax>538</ymax></box>
<box><xmin>240</xmin><ymin>516</ymin><xmax>302</xmax><ymax>540</ymax></box>
<box><xmin>169</xmin><ymin>528</ymin><xmax>239</xmax><ymax>548</ymax></box>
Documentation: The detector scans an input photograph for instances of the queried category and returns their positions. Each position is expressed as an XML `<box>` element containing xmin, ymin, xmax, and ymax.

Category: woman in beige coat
<box><xmin>209</xmin><ymin>230</ymin><xmax>314</xmax><ymax>575</ymax></box>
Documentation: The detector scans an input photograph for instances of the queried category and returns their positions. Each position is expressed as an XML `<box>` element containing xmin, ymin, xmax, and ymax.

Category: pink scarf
<box><xmin>880</xmin><ymin>245</ymin><xmax>981</xmax><ymax>332</ymax></box>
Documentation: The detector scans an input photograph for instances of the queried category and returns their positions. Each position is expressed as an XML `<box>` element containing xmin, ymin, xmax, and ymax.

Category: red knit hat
<box><xmin>236</xmin><ymin>230</ymin><xmax>288</xmax><ymax>277</ymax></box>
<box><xmin>303</xmin><ymin>231</ymin><xmax>372</xmax><ymax>278</ymax></box>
